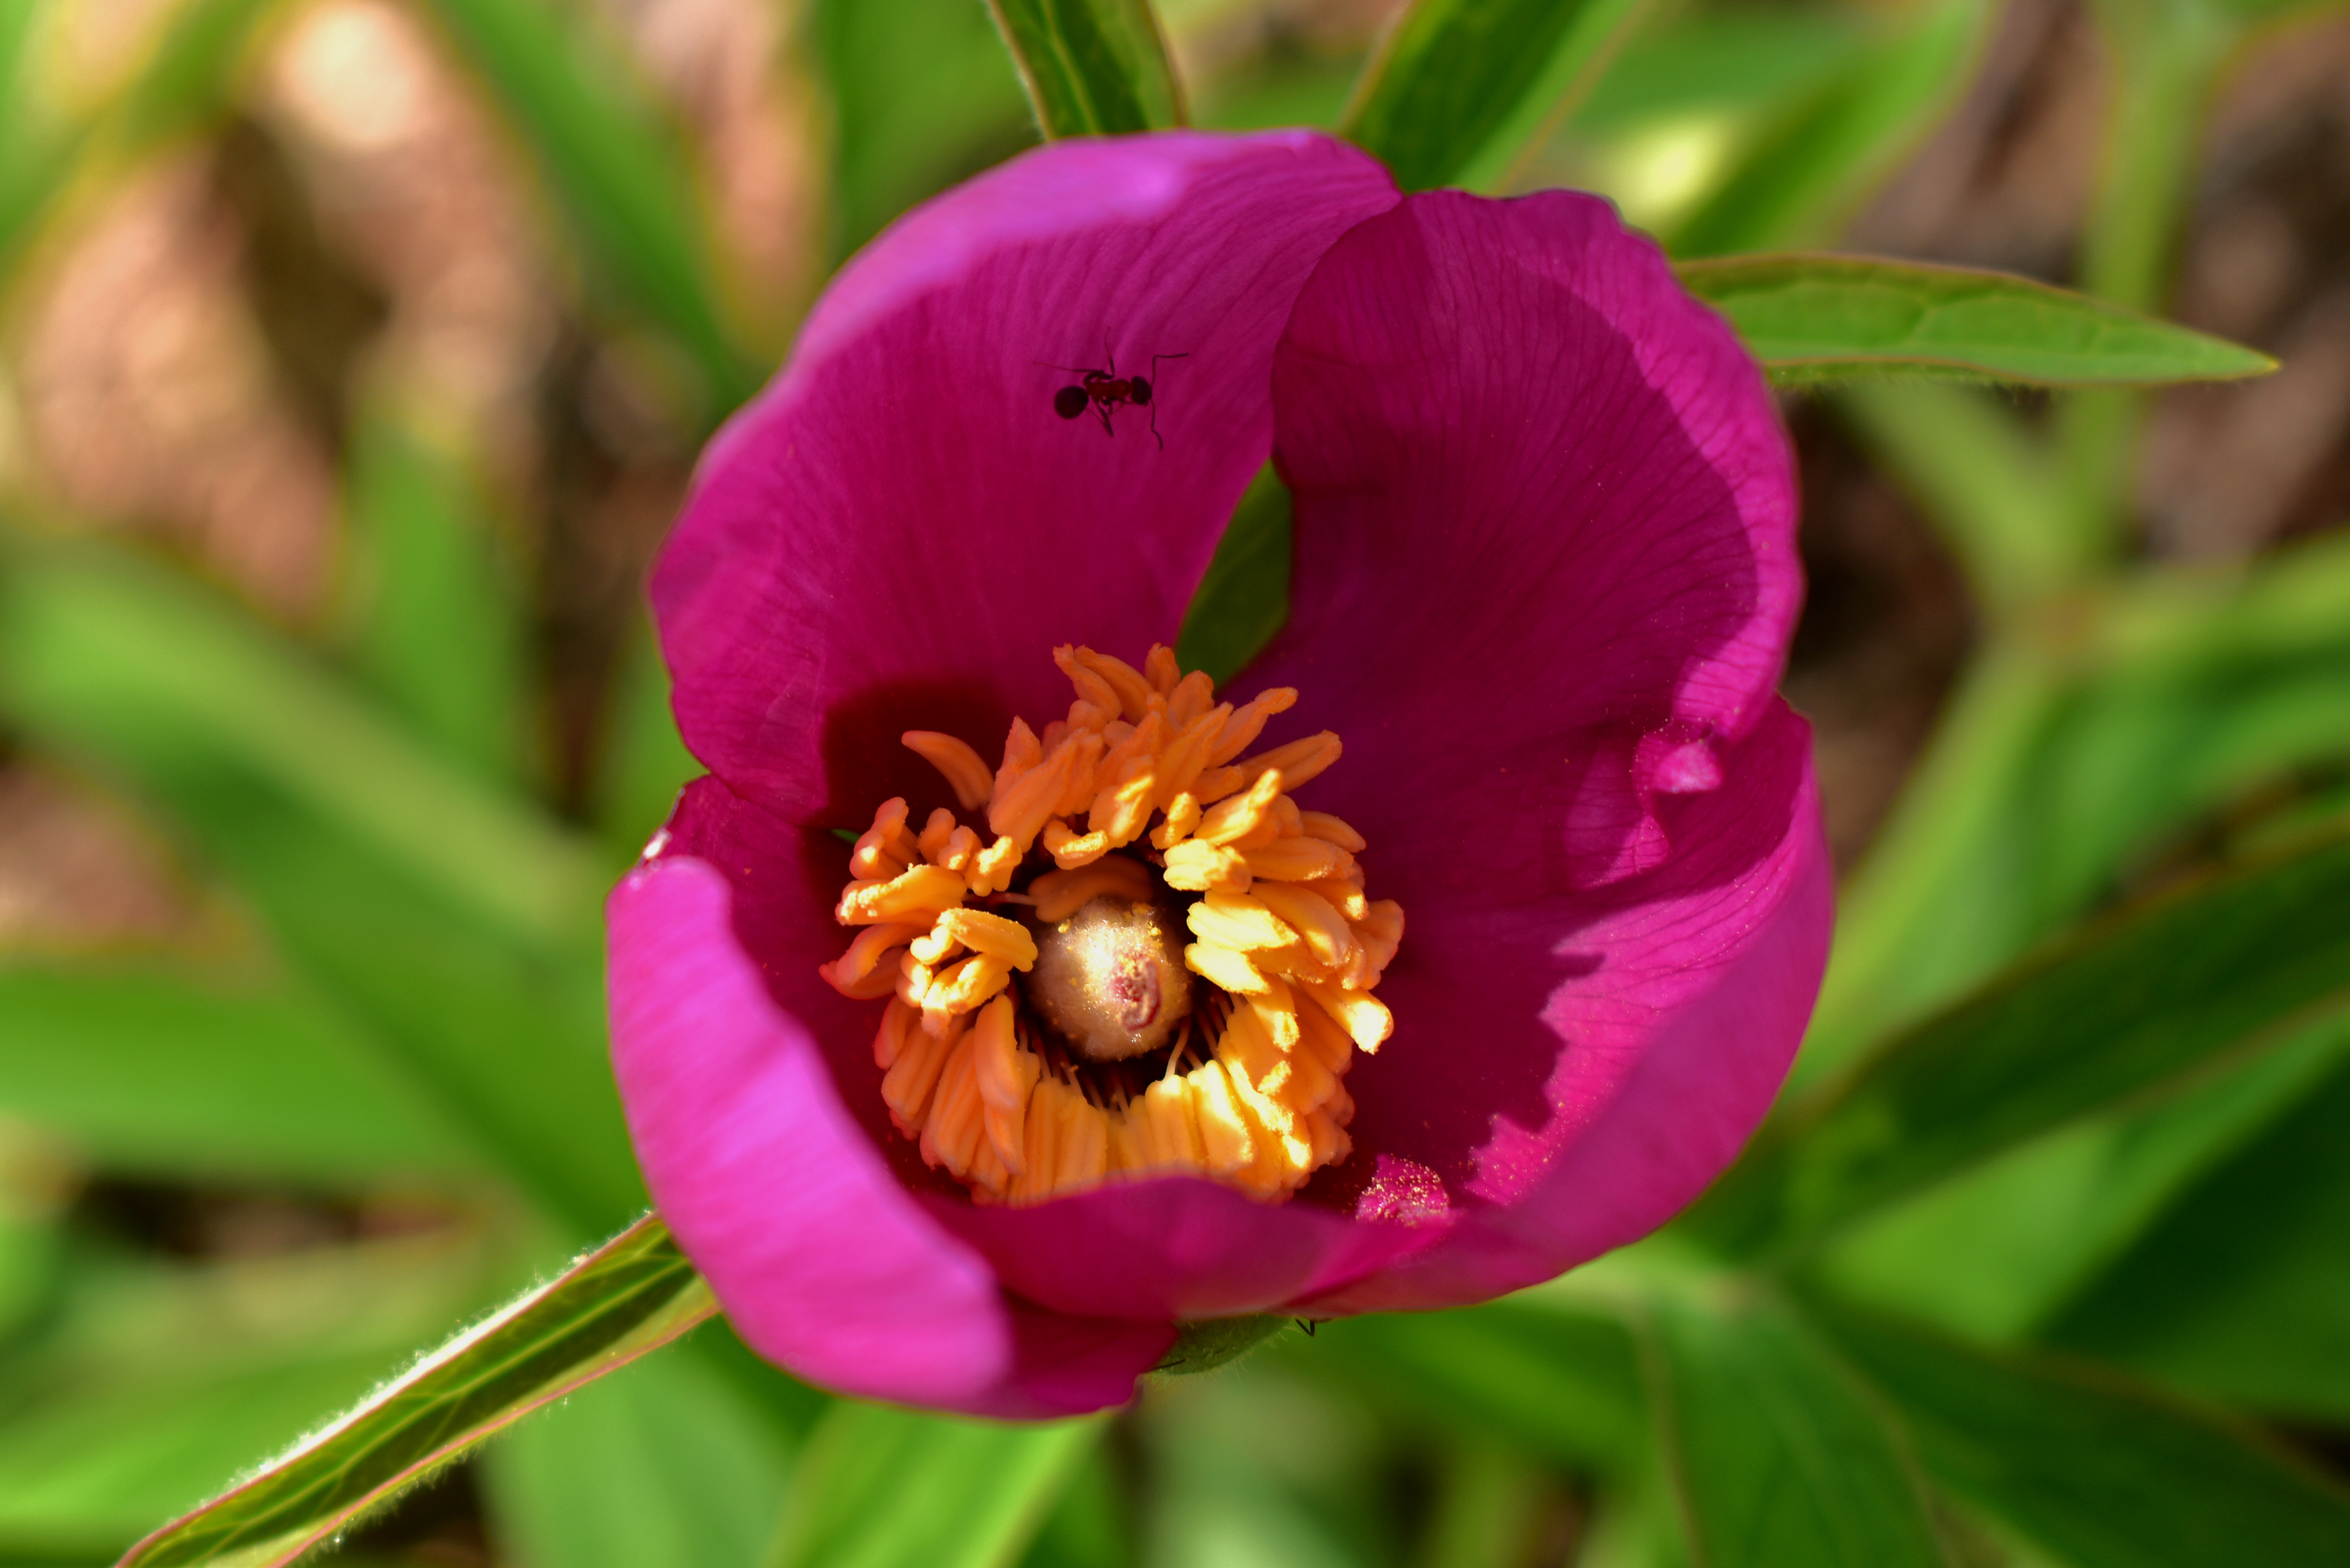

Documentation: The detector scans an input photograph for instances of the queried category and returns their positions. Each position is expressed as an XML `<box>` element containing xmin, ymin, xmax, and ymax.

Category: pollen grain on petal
<box><xmin>820</xmin><ymin>643</ymin><xmax>1398</xmax><ymax>1207</ymax></box>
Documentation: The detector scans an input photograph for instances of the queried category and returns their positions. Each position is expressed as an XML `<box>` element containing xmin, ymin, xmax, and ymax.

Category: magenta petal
<box><xmin>1306</xmin><ymin>703</ymin><xmax>1832</xmax><ymax>1313</ymax></box>
<box><xmin>607</xmin><ymin>846</ymin><xmax>1167</xmax><ymax>1414</ymax></box>
<box><xmin>1259</xmin><ymin>188</ymin><xmax>1799</xmax><ymax>752</ymax></box>
<box><xmin>924</xmin><ymin>1169</ymin><xmax>1449</xmax><ymax>1322</ymax></box>
<box><xmin>1235</xmin><ymin>189</ymin><xmax>1824</xmax><ymax>1307</ymax></box>
<box><xmin>654</xmin><ymin>131</ymin><xmax>1398</xmax><ymax>824</ymax></box>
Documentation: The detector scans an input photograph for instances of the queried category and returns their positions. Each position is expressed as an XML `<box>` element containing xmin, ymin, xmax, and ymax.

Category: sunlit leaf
<box><xmin>1819</xmin><ymin>1304</ymin><xmax>2350</xmax><ymax>1568</ymax></box>
<box><xmin>0</xmin><ymin>964</ymin><xmax>481</xmax><ymax>1184</ymax></box>
<box><xmin>481</xmin><ymin>1346</ymin><xmax>797</xmax><ymax>1568</ymax></box>
<box><xmin>2050</xmin><ymin>1052</ymin><xmax>2350</xmax><ymax>1421</ymax></box>
<box><xmin>1641</xmin><ymin>1290</ymin><xmax>1951</xmax><ymax>1568</ymax></box>
<box><xmin>0</xmin><ymin>1232</ymin><xmax>504</xmax><ymax>1559</ymax></box>
<box><xmin>766</xmin><ymin>1402</ymin><xmax>1099</xmax><ymax>1568</ymax></box>
<box><xmin>1671</xmin><ymin>0</ymin><xmax>1986</xmax><ymax>257</ymax></box>
<box><xmin>116</xmin><ymin>1217</ymin><xmax>715</xmax><ymax>1568</ymax></box>
<box><xmin>1814</xmin><ymin>1005</ymin><xmax>2350</xmax><ymax>1345</ymax></box>
<box><xmin>343</xmin><ymin>413</ymin><xmax>529</xmax><ymax>787</ymax></box>
<box><xmin>982</xmin><ymin>0</ymin><xmax>1182</xmax><ymax>138</ymax></box>
<box><xmin>1569</xmin><ymin>9</ymin><xmax>1867</xmax><ymax>132</ymax></box>
<box><xmin>0</xmin><ymin>538</ymin><xmax>603</xmax><ymax>954</ymax></box>
<box><xmin>1802</xmin><ymin>534</ymin><xmax>2350</xmax><ymax>1083</ymax></box>
<box><xmin>1683</xmin><ymin>254</ymin><xmax>2274</xmax><ymax>387</ymax></box>
<box><xmin>1341</xmin><ymin>0</ymin><xmax>1649</xmax><ymax>193</ymax></box>
<box><xmin>813</xmin><ymin>0</ymin><xmax>1036</xmax><ymax>260</ymax></box>
<box><xmin>416</xmin><ymin>0</ymin><xmax>762</xmax><ymax>414</ymax></box>
<box><xmin>137</xmin><ymin>780</ymin><xmax>643</xmax><ymax>1238</ymax></box>
<box><xmin>0</xmin><ymin>0</ymin><xmax>276</xmax><ymax>273</ymax></box>
<box><xmin>1697</xmin><ymin>816</ymin><xmax>2350</xmax><ymax>1261</ymax></box>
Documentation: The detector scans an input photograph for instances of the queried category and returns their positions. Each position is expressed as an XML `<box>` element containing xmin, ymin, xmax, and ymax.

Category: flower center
<box><xmin>820</xmin><ymin>643</ymin><xmax>1402</xmax><ymax>1206</ymax></box>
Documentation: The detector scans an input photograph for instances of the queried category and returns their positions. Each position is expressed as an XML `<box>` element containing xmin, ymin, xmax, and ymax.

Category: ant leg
<box><xmin>1096</xmin><ymin>401</ymin><xmax>1115</xmax><ymax>437</ymax></box>
<box><xmin>1149</xmin><ymin>397</ymin><xmax>1164</xmax><ymax>451</ymax></box>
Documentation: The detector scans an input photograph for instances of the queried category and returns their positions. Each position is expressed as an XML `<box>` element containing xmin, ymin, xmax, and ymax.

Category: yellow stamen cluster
<box><xmin>820</xmin><ymin>644</ymin><xmax>1402</xmax><ymax>1206</ymax></box>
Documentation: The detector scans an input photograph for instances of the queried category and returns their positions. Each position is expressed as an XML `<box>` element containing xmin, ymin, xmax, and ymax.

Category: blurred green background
<box><xmin>4</xmin><ymin>0</ymin><xmax>2350</xmax><ymax>1564</ymax></box>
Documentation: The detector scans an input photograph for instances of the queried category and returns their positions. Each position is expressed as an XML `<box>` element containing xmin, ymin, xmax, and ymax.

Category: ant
<box><xmin>1043</xmin><ymin>344</ymin><xmax>1188</xmax><ymax>448</ymax></box>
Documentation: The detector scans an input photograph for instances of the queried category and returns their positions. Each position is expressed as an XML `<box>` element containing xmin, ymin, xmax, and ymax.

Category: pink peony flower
<box><xmin>607</xmin><ymin>130</ymin><xmax>1831</xmax><ymax>1418</ymax></box>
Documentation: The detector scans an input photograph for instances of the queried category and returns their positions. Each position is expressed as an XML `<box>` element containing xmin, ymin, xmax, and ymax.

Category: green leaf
<box><xmin>982</xmin><ymin>0</ymin><xmax>1183</xmax><ymax>139</ymax></box>
<box><xmin>2049</xmin><ymin>1051</ymin><xmax>2350</xmax><ymax>1420</ymax></box>
<box><xmin>1670</xmin><ymin>0</ymin><xmax>1986</xmax><ymax>258</ymax></box>
<box><xmin>1640</xmin><ymin>1289</ymin><xmax>1951</xmax><ymax>1568</ymax></box>
<box><xmin>1682</xmin><ymin>254</ymin><xmax>2275</xmax><ymax>387</ymax></box>
<box><xmin>123</xmin><ymin>775</ymin><xmax>642</xmax><ymax>1238</ymax></box>
<box><xmin>0</xmin><ymin>583</ymin><xmax>643</xmax><ymax>1238</ymax></box>
<box><xmin>1818</xmin><ymin>1304</ymin><xmax>2350</xmax><ymax>1568</ymax></box>
<box><xmin>1015</xmin><ymin>1439</ymin><xmax>1128</xmax><ymax>1568</ymax></box>
<box><xmin>1298</xmin><ymin>1300</ymin><xmax>1646</xmax><ymax>1475</ymax></box>
<box><xmin>766</xmin><ymin>1403</ymin><xmax>1100</xmax><ymax>1568</ymax></box>
<box><xmin>1175</xmin><ymin>465</ymin><xmax>1289</xmax><ymax>687</ymax></box>
<box><xmin>1340</xmin><ymin>0</ymin><xmax>1651</xmax><ymax>193</ymax></box>
<box><xmin>0</xmin><ymin>964</ymin><xmax>481</xmax><ymax>1184</ymax></box>
<box><xmin>0</xmin><ymin>0</ymin><xmax>277</xmax><ymax>274</ymax></box>
<box><xmin>1812</xmin><ymin>1005</ymin><xmax>2350</xmax><ymax>1344</ymax></box>
<box><xmin>415</xmin><ymin>0</ymin><xmax>762</xmax><ymax>414</ymax></box>
<box><xmin>594</xmin><ymin>611</ymin><xmax>699</xmax><ymax>866</ymax></box>
<box><xmin>1570</xmin><ymin>10</ymin><xmax>1869</xmax><ymax>132</ymax></box>
<box><xmin>481</xmin><ymin>1346</ymin><xmax>796</xmax><ymax>1568</ymax></box>
<box><xmin>0</xmin><ymin>1230</ymin><xmax>506</xmax><ymax>1558</ymax></box>
<box><xmin>0</xmin><ymin>537</ymin><xmax>603</xmax><ymax>955</ymax></box>
<box><xmin>116</xmin><ymin>1217</ymin><xmax>716</xmax><ymax>1568</ymax></box>
<box><xmin>342</xmin><ymin>414</ymin><xmax>529</xmax><ymax>787</ymax></box>
<box><xmin>813</xmin><ymin>0</ymin><xmax>1038</xmax><ymax>260</ymax></box>
<box><xmin>1833</xmin><ymin>383</ymin><xmax>2079</xmax><ymax>616</ymax></box>
<box><xmin>1800</xmin><ymin>534</ymin><xmax>2350</xmax><ymax>1083</ymax></box>
<box><xmin>1696</xmin><ymin>816</ymin><xmax>2350</xmax><ymax>1261</ymax></box>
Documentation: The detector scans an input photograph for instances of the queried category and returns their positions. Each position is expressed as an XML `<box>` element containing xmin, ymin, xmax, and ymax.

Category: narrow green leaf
<box><xmin>982</xmin><ymin>0</ymin><xmax>1182</xmax><ymax>138</ymax></box>
<box><xmin>481</xmin><ymin>1347</ymin><xmax>796</xmax><ymax>1568</ymax></box>
<box><xmin>1834</xmin><ymin>383</ymin><xmax>2079</xmax><ymax>615</ymax></box>
<box><xmin>0</xmin><ymin>0</ymin><xmax>276</xmax><ymax>275</ymax></box>
<box><xmin>128</xmin><ymin>778</ymin><xmax>642</xmax><ymax>1238</ymax></box>
<box><xmin>2050</xmin><ymin>1051</ymin><xmax>2350</xmax><ymax>1421</ymax></box>
<box><xmin>1570</xmin><ymin>10</ymin><xmax>1868</xmax><ymax>132</ymax></box>
<box><xmin>1670</xmin><ymin>0</ymin><xmax>1986</xmax><ymax>257</ymax></box>
<box><xmin>1017</xmin><ymin>1440</ymin><xmax>1128</xmax><ymax>1568</ymax></box>
<box><xmin>108</xmin><ymin>0</ymin><xmax>280</xmax><ymax>147</ymax></box>
<box><xmin>116</xmin><ymin>1217</ymin><xmax>716</xmax><ymax>1568</ymax></box>
<box><xmin>1696</xmin><ymin>817</ymin><xmax>2350</xmax><ymax>1261</ymax></box>
<box><xmin>813</xmin><ymin>0</ymin><xmax>1037</xmax><ymax>260</ymax></box>
<box><xmin>1341</xmin><ymin>0</ymin><xmax>1649</xmax><ymax>193</ymax></box>
<box><xmin>1813</xmin><ymin>1005</ymin><xmax>2350</xmax><ymax>1345</ymax></box>
<box><xmin>1174</xmin><ymin>464</ymin><xmax>1289</xmax><ymax>686</ymax></box>
<box><xmin>343</xmin><ymin>414</ymin><xmax>529</xmax><ymax>787</ymax></box>
<box><xmin>1640</xmin><ymin>1289</ymin><xmax>1951</xmax><ymax>1568</ymax></box>
<box><xmin>1818</xmin><ymin>1304</ymin><xmax>2350</xmax><ymax>1568</ymax></box>
<box><xmin>1683</xmin><ymin>253</ymin><xmax>2275</xmax><ymax>387</ymax></box>
<box><xmin>0</xmin><ymin>538</ymin><xmax>603</xmax><ymax>954</ymax></box>
<box><xmin>0</xmin><ymin>1231</ymin><xmax>505</xmax><ymax>1558</ymax></box>
<box><xmin>1800</xmin><ymin>533</ymin><xmax>2350</xmax><ymax>1084</ymax></box>
<box><xmin>1299</xmin><ymin>1301</ymin><xmax>1646</xmax><ymax>1475</ymax></box>
<box><xmin>0</xmin><ymin>964</ymin><xmax>481</xmax><ymax>1184</ymax></box>
<box><xmin>416</xmin><ymin>0</ymin><xmax>761</xmax><ymax>413</ymax></box>
<box><xmin>594</xmin><ymin>611</ymin><xmax>699</xmax><ymax>866</ymax></box>
<box><xmin>766</xmin><ymin>1403</ymin><xmax>1099</xmax><ymax>1568</ymax></box>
